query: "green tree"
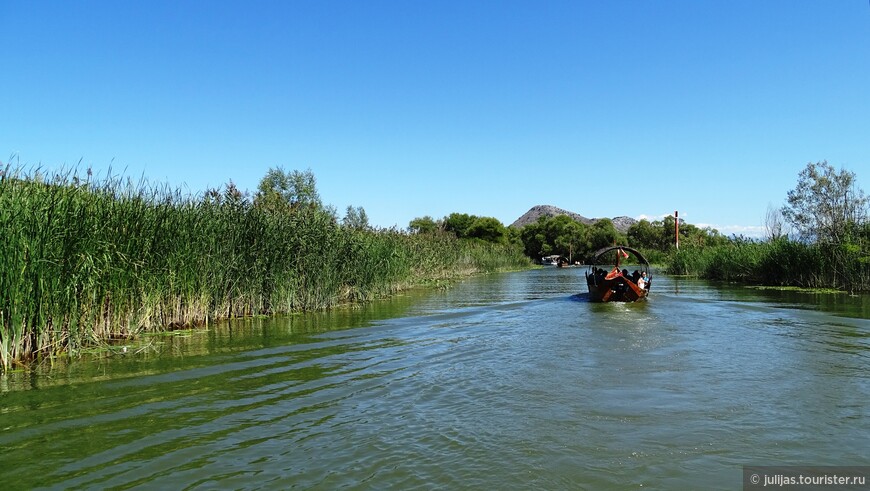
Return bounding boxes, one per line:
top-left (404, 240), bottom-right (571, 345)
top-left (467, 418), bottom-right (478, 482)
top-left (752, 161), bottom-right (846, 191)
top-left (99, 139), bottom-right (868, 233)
top-left (343, 205), bottom-right (370, 229)
top-left (553, 217), bottom-right (586, 262)
top-left (587, 218), bottom-right (625, 251)
top-left (627, 219), bottom-right (661, 249)
top-left (520, 218), bottom-right (549, 257)
top-left (254, 167), bottom-right (321, 212)
top-left (409, 216), bottom-right (439, 234)
top-left (466, 216), bottom-right (507, 243)
top-left (680, 222), bottom-right (726, 247)
top-left (505, 226), bottom-right (524, 248)
top-left (781, 160), bottom-right (868, 245)
top-left (781, 161), bottom-right (869, 292)
top-left (519, 215), bottom-right (590, 260)
top-left (443, 213), bottom-right (476, 238)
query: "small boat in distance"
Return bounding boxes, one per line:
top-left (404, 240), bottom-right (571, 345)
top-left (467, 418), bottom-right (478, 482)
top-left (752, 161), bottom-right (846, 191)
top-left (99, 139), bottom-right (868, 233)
top-left (541, 255), bottom-right (561, 266)
top-left (585, 246), bottom-right (651, 302)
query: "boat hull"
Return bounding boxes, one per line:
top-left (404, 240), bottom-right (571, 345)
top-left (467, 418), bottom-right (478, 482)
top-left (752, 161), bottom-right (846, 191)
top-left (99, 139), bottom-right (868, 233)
top-left (586, 277), bottom-right (648, 302)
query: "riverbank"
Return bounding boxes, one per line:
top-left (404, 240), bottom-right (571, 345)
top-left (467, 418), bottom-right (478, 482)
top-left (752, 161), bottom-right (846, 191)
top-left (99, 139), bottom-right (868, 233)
top-left (0, 168), bottom-right (531, 370)
top-left (661, 238), bottom-right (870, 293)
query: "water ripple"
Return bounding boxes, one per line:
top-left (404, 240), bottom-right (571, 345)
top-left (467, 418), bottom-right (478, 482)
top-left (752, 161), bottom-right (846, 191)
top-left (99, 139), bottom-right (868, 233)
top-left (1, 270), bottom-right (867, 490)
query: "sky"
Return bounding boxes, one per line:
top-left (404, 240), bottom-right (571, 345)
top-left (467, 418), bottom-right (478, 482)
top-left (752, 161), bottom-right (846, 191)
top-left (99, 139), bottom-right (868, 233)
top-left (3, 1), bottom-right (869, 237)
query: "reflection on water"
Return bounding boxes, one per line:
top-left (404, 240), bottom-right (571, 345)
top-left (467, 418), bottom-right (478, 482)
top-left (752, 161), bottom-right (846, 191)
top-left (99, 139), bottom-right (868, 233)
top-left (1, 269), bottom-right (868, 490)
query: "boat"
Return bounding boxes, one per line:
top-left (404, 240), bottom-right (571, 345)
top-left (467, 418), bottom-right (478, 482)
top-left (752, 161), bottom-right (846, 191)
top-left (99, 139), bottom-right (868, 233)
top-left (585, 245), bottom-right (651, 302)
top-left (541, 255), bottom-right (561, 266)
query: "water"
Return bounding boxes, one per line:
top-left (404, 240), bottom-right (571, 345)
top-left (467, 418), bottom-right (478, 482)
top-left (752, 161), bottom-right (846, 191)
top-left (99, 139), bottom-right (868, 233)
top-left (1, 268), bottom-right (868, 490)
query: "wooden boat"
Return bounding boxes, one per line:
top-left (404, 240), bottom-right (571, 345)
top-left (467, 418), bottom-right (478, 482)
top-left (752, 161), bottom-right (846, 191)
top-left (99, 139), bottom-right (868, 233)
top-left (585, 246), bottom-right (651, 302)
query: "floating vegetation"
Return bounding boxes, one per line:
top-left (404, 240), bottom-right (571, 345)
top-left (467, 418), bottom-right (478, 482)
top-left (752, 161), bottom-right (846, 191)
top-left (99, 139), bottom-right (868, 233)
top-left (746, 286), bottom-right (845, 295)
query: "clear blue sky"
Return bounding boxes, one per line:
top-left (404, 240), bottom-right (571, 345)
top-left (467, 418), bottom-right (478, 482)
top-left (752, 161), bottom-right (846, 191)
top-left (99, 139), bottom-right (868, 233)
top-left (3, 1), bottom-right (869, 236)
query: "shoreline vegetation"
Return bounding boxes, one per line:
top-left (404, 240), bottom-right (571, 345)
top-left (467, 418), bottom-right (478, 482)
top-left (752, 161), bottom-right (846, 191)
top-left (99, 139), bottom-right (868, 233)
top-left (658, 161), bottom-right (869, 293)
top-left (515, 161), bottom-right (868, 295)
top-left (0, 166), bottom-right (530, 370)
top-left (2, 160), bottom-right (866, 371)
top-left (661, 238), bottom-right (870, 293)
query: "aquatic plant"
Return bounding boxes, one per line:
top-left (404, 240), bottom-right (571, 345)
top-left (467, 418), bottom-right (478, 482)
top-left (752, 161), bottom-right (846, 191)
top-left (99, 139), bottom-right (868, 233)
top-left (662, 238), bottom-right (869, 292)
top-left (0, 166), bottom-right (530, 369)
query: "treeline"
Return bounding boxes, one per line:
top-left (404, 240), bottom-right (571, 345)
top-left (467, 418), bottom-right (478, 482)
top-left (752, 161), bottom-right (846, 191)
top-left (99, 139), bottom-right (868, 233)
top-left (446, 160), bottom-right (869, 294)
top-left (497, 213), bottom-right (727, 266)
top-left (0, 166), bottom-right (529, 369)
top-left (409, 213), bottom-right (521, 245)
top-left (407, 210), bottom-right (713, 266)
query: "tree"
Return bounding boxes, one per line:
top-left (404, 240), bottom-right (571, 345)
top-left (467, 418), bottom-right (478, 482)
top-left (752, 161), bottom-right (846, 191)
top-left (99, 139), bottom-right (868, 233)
top-left (553, 218), bottom-right (585, 263)
top-left (627, 219), bottom-right (661, 249)
top-left (343, 205), bottom-right (370, 229)
top-left (254, 167), bottom-right (321, 212)
top-left (518, 215), bottom-right (590, 260)
top-left (443, 213), bottom-right (476, 238)
top-left (520, 219), bottom-right (549, 257)
top-left (764, 203), bottom-right (787, 241)
top-left (466, 217), bottom-right (507, 243)
top-left (409, 216), bottom-right (439, 234)
top-left (587, 218), bottom-right (625, 252)
top-left (781, 161), bottom-right (868, 245)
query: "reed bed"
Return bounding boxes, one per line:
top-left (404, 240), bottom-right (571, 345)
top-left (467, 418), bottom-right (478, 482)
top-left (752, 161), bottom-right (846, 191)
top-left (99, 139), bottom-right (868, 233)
top-left (0, 167), bottom-right (530, 369)
top-left (664, 238), bottom-right (869, 292)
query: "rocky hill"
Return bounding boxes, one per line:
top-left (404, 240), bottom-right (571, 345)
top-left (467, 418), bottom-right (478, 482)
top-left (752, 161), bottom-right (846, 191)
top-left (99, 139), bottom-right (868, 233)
top-left (510, 205), bottom-right (637, 233)
top-left (610, 216), bottom-right (638, 233)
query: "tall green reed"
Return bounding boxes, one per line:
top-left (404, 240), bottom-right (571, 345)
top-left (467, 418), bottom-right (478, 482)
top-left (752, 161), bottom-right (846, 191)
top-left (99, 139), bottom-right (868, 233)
top-left (0, 167), bottom-right (531, 369)
top-left (663, 238), bottom-right (869, 291)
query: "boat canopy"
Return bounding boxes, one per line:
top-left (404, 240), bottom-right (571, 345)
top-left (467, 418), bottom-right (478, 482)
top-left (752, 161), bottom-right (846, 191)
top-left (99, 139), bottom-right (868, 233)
top-left (586, 245), bottom-right (650, 267)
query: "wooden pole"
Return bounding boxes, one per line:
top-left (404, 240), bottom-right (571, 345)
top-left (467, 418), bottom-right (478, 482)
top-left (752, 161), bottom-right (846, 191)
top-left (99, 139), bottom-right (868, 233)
top-left (675, 210), bottom-right (680, 249)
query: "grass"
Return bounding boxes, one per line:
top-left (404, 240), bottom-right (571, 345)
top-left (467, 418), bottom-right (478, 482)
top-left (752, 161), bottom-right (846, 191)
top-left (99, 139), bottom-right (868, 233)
top-left (662, 238), bottom-right (870, 292)
top-left (0, 166), bottom-right (531, 370)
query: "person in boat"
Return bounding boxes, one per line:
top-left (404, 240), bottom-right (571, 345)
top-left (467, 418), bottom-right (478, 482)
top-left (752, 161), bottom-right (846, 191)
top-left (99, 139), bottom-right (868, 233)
top-left (638, 271), bottom-right (648, 290)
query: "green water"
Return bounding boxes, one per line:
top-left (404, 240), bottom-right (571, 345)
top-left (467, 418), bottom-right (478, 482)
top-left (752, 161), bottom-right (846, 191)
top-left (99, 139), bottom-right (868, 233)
top-left (1, 269), bottom-right (868, 490)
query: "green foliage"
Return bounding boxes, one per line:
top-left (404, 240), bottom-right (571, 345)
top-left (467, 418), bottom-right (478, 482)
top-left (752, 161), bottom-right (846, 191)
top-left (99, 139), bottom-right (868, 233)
top-left (627, 219), bottom-right (662, 249)
top-left (663, 237), bottom-right (869, 292)
top-left (466, 216), bottom-right (508, 243)
top-left (408, 216), bottom-right (439, 234)
top-left (518, 215), bottom-right (626, 262)
top-left (254, 167), bottom-right (321, 212)
top-left (627, 216), bottom-right (726, 250)
top-left (782, 161), bottom-right (868, 245)
top-left (443, 213), bottom-right (476, 238)
top-left (519, 215), bottom-right (627, 260)
top-left (342, 205), bottom-right (370, 230)
top-left (587, 218), bottom-right (627, 252)
top-left (0, 167), bottom-right (530, 370)
top-left (435, 212), bottom-right (513, 246)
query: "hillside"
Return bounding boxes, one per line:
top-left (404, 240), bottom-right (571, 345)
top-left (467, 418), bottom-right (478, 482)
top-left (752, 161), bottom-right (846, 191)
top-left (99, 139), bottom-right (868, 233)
top-left (510, 205), bottom-right (637, 233)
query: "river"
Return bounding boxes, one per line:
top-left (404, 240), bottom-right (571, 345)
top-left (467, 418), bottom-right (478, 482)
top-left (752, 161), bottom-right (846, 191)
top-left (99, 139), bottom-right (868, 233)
top-left (1, 268), bottom-right (868, 490)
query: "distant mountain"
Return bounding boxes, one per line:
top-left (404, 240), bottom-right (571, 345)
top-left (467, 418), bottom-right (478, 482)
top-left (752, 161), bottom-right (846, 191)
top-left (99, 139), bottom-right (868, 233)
top-left (610, 216), bottom-right (638, 233)
top-left (510, 205), bottom-right (593, 228)
top-left (510, 205), bottom-right (637, 233)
